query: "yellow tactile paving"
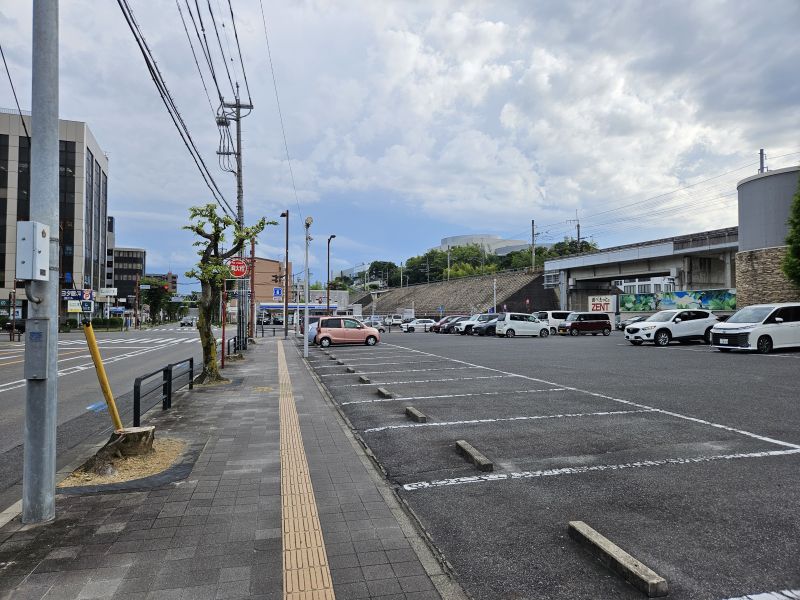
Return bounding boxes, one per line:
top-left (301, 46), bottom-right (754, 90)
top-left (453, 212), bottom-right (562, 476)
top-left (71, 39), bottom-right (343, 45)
top-left (278, 341), bottom-right (336, 600)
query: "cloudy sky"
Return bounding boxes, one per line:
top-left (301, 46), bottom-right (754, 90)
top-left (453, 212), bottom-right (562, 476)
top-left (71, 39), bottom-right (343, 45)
top-left (2, 1), bottom-right (798, 288)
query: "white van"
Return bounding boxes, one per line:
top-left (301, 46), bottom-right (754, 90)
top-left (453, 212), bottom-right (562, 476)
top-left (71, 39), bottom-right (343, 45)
top-left (711, 303), bottom-right (800, 353)
top-left (495, 313), bottom-right (550, 338)
top-left (537, 311), bottom-right (572, 335)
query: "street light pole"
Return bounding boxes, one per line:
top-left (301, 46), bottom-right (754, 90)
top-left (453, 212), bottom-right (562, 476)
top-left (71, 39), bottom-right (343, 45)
top-left (303, 217), bottom-right (313, 358)
top-left (326, 234), bottom-right (336, 315)
top-left (280, 210), bottom-right (289, 339)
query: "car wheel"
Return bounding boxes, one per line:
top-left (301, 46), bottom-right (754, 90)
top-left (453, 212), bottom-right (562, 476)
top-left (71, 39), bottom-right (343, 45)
top-left (629, 340), bottom-right (643, 346)
top-left (505, 329), bottom-right (515, 338)
top-left (550, 327), bottom-right (557, 335)
top-left (569, 328), bottom-right (579, 337)
top-left (704, 327), bottom-right (713, 344)
top-left (365, 335), bottom-right (377, 346)
top-left (539, 328), bottom-right (549, 338)
top-left (602, 328), bottom-right (611, 336)
top-left (654, 330), bottom-right (671, 346)
top-left (319, 337), bottom-right (331, 348)
top-left (408, 327), bottom-right (415, 332)
top-left (756, 335), bottom-right (772, 354)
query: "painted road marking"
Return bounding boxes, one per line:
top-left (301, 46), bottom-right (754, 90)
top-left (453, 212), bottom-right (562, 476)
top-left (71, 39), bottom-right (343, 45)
top-left (723, 590), bottom-right (800, 599)
top-left (384, 343), bottom-right (800, 450)
top-left (328, 374), bottom-right (514, 388)
top-left (362, 409), bottom-right (656, 433)
top-left (341, 388), bottom-right (567, 406)
top-left (313, 360), bottom-right (441, 369)
top-left (402, 448), bottom-right (800, 491)
top-left (319, 366), bottom-right (478, 377)
top-left (277, 340), bottom-right (335, 599)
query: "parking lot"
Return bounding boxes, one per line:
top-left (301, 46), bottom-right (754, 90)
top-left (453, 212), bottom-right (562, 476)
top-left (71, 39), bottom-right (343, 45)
top-left (304, 330), bottom-right (800, 600)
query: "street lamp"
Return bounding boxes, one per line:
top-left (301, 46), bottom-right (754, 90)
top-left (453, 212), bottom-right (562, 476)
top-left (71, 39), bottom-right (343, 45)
top-left (280, 210), bottom-right (289, 339)
top-left (327, 234), bottom-right (336, 315)
top-left (303, 217), bottom-right (313, 358)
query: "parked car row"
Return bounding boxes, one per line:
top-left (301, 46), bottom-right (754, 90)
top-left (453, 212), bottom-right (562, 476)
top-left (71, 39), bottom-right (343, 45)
top-left (428, 311), bottom-right (613, 338)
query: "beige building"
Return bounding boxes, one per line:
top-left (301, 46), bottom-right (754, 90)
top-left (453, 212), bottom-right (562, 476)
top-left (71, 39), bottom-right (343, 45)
top-left (252, 256), bottom-right (292, 305)
top-left (0, 110), bottom-right (109, 316)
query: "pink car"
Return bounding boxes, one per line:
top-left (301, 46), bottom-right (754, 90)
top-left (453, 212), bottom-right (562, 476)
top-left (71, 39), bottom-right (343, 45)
top-left (315, 317), bottom-right (380, 347)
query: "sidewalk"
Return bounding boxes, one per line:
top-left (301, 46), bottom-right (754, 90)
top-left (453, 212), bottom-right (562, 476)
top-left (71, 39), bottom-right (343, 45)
top-left (0, 338), bottom-right (458, 600)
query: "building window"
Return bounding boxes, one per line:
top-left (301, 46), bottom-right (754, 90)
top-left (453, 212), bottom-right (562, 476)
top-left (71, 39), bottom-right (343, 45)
top-left (653, 284), bottom-right (662, 293)
top-left (637, 284), bottom-right (650, 294)
top-left (624, 285), bottom-right (635, 294)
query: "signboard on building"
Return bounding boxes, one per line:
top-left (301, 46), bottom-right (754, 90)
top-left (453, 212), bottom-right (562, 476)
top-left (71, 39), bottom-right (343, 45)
top-left (273, 287), bottom-right (283, 298)
top-left (61, 289), bottom-right (94, 301)
top-left (67, 300), bottom-right (82, 313)
top-left (100, 287), bottom-right (117, 296)
top-left (226, 258), bottom-right (249, 278)
top-left (589, 295), bottom-right (615, 312)
top-left (81, 301), bottom-right (94, 313)
top-left (139, 284), bottom-right (151, 290)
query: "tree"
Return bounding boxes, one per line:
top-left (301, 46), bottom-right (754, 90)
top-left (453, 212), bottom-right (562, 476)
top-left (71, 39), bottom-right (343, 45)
top-left (140, 277), bottom-right (171, 323)
top-left (782, 172), bottom-right (800, 287)
top-left (184, 204), bottom-right (269, 383)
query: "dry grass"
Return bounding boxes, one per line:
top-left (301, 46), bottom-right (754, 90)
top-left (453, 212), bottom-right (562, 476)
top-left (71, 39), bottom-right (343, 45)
top-left (58, 438), bottom-right (187, 487)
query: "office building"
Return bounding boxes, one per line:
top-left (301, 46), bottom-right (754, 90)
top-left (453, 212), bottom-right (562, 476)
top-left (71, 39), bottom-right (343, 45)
top-left (0, 110), bottom-right (110, 316)
top-left (113, 247), bottom-right (146, 304)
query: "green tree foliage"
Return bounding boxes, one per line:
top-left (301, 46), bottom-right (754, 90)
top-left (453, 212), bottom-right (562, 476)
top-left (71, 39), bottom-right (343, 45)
top-left (184, 204), bottom-right (270, 383)
top-left (140, 277), bottom-right (171, 323)
top-left (782, 172), bottom-right (800, 287)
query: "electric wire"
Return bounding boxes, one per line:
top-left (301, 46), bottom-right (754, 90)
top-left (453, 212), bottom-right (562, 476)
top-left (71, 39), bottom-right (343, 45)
top-left (205, 0), bottom-right (236, 96)
top-left (117, 0), bottom-right (235, 217)
top-left (188, 0), bottom-right (225, 104)
top-left (258, 0), bottom-right (303, 220)
top-left (215, 0), bottom-right (241, 92)
top-left (0, 42), bottom-right (30, 139)
top-left (226, 0), bottom-right (252, 103)
top-left (176, 0), bottom-right (215, 115)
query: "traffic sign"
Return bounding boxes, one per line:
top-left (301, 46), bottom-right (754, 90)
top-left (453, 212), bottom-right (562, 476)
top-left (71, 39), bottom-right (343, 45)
top-left (226, 258), bottom-right (249, 278)
top-left (100, 287), bottom-right (117, 296)
top-left (67, 300), bottom-right (81, 313)
top-left (139, 284), bottom-right (151, 290)
top-left (273, 287), bottom-right (283, 298)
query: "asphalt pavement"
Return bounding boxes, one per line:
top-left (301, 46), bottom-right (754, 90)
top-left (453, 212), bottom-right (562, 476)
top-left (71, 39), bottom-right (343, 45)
top-left (306, 330), bottom-right (800, 599)
top-left (0, 324), bottom-right (211, 511)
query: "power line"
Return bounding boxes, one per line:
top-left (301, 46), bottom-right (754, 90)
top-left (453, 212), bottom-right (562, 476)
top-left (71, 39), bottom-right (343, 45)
top-left (175, 0), bottom-right (215, 115)
top-left (117, 0), bottom-right (235, 217)
top-left (205, 0), bottom-right (236, 96)
top-left (226, 0), bottom-right (252, 103)
top-left (188, 0), bottom-right (225, 103)
top-left (258, 0), bottom-right (303, 220)
top-left (0, 42), bottom-right (30, 139)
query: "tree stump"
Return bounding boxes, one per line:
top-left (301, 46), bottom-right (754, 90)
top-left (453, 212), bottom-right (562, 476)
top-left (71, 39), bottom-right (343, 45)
top-left (80, 426), bottom-right (155, 476)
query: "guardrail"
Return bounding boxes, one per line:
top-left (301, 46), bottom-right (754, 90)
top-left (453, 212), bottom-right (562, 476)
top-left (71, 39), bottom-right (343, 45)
top-left (132, 357), bottom-right (194, 427)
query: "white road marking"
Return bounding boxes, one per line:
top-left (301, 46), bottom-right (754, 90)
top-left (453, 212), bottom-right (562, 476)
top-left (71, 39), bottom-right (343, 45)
top-left (384, 343), bottom-right (800, 450)
top-left (363, 408), bottom-right (656, 433)
top-left (313, 360), bottom-right (440, 369)
top-left (341, 388), bottom-right (567, 406)
top-left (328, 375), bottom-right (514, 388)
top-left (319, 366), bottom-right (478, 377)
top-left (616, 343), bottom-right (800, 359)
top-left (722, 590), bottom-right (800, 600)
top-left (402, 448), bottom-right (800, 491)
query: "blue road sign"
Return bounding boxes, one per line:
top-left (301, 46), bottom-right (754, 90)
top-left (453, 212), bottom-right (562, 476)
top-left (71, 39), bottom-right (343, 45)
top-left (273, 287), bottom-right (283, 297)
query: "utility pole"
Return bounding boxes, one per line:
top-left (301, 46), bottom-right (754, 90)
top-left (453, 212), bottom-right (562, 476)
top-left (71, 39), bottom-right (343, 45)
top-left (219, 85), bottom-right (253, 351)
top-left (759, 148), bottom-right (766, 173)
top-left (249, 238), bottom-right (255, 339)
top-left (531, 220), bottom-right (535, 271)
top-left (303, 217), bottom-right (313, 358)
top-left (23, 0), bottom-right (59, 524)
top-left (280, 210), bottom-right (289, 338)
top-left (326, 234), bottom-right (336, 314)
top-left (447, 247), bottom-right (450, 281)
top-left (493, 278), bottom-right (497, 313)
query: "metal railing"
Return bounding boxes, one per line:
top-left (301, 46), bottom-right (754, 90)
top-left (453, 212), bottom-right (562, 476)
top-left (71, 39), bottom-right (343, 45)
top-left (226, 336), bottom-right (240, 357)
top-left (132, 357), bottom-right (194, 427)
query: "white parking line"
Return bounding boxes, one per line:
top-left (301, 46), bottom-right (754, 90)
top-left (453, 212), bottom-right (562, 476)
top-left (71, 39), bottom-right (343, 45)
top-left (328, 375), bottom-right (514, 388)
top-left (363, 408), bottom-right (656, 433)
top-left (319, 366), bottom-right (479, 377)
top-left (341, 388), bottom-right (567, 406)
top-left (402, 448), bottom-right (800, 491)
top-left (722, 590), bottom-right (800, 600)
top-left (314, 360), bottom-right (441, 369)
top-left (615, 343), bottom-right (800, 359)
top-left (384, 343), bottom-right (800, 451)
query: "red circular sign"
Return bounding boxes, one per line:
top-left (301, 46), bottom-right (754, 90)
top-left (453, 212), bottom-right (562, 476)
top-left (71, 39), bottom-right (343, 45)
top-left (227, 258), bottom-right (249, 278)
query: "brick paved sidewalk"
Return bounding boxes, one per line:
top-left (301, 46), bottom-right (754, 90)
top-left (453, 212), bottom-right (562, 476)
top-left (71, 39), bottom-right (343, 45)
top-left (0, 339), bottom-right (459, 600)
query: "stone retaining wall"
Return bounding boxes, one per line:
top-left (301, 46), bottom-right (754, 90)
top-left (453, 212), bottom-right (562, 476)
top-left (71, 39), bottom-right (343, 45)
top-left (735, 246), bottom-right (800, 306)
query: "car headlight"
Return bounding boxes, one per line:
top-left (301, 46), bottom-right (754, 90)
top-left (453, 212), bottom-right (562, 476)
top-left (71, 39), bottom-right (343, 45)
top-left (640, 325), bottom-right (657, 330)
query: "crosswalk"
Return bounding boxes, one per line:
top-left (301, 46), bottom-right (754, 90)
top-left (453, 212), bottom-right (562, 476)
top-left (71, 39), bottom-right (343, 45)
top-left (58, 336), bottom-right (200, 346)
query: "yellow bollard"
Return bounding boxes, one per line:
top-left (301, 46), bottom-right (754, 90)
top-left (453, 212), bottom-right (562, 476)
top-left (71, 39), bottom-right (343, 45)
top-left (83, 321), bottom-right (124, 431)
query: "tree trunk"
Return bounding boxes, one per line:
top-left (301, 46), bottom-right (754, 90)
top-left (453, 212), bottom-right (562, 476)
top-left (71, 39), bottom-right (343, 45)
top-left (197, 280), bottom-right (224, 383)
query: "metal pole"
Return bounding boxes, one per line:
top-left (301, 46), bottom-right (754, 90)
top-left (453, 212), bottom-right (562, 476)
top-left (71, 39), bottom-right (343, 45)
top-left (759, 148), bottom-right (765, 173)
top-left (531, 220), bottom-right (535, 271)
top-left (493, 278), bottom-right (497, 313)
top-left (249, 238), bottom-right (255, 339)
top-left (23, 0), bottom-right (59, 524)
top-left (303, 218), bottom-right (312, 358)
top-left (83, 321), bottom-right (123, 430)
top-left (221, 292), bottom-right (226, 369)
top-left (281, 210), bottom-right (289, 338)
top-left (327, 234), bottom-right (335, 314)
top-left (235, 98), bottom-right (245, 351)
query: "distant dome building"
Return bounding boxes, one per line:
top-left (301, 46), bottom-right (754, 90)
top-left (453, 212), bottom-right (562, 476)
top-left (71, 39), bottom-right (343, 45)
top-left (735, 165), bottom-right (800, 306)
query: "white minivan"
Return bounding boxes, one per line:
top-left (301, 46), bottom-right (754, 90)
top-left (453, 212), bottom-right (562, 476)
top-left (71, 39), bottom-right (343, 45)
top-left (495, 313), bottom-right (550, 338)
top-left (711, 303), bottom-right (800, 354)
top-left (537, 311), bottom-right (572, 335)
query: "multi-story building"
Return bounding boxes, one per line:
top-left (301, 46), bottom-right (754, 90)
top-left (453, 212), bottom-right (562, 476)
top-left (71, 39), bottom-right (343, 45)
top-left (105, 216), bottom-right (115, 289)
top-left (113, 247), bottom-right (146, 305)
top-left (0, 110), bottom-right (109, 316)
top-left (147, 272), bottom-right (178, 294)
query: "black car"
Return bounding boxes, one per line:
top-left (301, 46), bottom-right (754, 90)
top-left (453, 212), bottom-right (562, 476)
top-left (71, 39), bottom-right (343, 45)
top-left (472, 315), bottom-right (502, 337)
top-left (616, 315), bottom-right (647, 331)
top-left (4, 320), bottom-right (24, 333)
top-left (443, 316), bottom-right (468, 334)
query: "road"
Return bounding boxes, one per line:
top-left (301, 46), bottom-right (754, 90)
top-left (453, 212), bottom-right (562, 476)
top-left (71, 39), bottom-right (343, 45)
top-left (0, 324), bottom-right (210, 510)
top-left (307, 331), bottom-right (800, 599)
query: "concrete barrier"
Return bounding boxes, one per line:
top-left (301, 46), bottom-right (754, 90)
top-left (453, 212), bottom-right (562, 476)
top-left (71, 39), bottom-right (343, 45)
top-left (359, 376), bottom-right (371, 384)
top-left (346, 367), bottom-right (356, 373)
top-left (376, 387), bottom-right (394, 399)
top-left (405, 406), bottom-right (427, 423)
top-left (455, 440), bottom-right (493, 472)
top-left (568, 521), bottom-right (668, 597)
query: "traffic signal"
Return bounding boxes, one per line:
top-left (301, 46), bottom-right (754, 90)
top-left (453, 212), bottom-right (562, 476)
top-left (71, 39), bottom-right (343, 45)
top-left (163, 284), bottom-right (169, 291)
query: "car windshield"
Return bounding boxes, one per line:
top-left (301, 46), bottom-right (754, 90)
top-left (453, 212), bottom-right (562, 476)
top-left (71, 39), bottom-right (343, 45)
top-left (477, 314), bottom-right (495, 322)
top-left (646, 311), bottom-right (677, 322)
top-left (726, 305), bottom-right (775, 324)
top-left (566, 313), bottom-right (580, 321)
